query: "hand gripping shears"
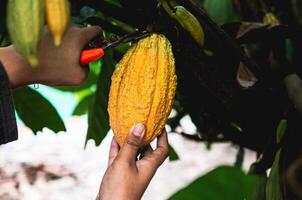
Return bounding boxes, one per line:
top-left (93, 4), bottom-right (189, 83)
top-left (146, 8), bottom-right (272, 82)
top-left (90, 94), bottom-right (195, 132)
top-left (80, 31), bottom-right (150, 65)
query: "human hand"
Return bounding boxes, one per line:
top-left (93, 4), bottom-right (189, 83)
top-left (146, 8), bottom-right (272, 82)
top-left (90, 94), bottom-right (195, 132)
top-left (97, 124), bottom-right (169, 200)
top-left (0, 25), bottom-right (102, 88)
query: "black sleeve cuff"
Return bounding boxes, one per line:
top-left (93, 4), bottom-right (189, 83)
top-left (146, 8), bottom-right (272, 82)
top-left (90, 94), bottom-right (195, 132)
top-left (0, 62), bottom-right (18, 145)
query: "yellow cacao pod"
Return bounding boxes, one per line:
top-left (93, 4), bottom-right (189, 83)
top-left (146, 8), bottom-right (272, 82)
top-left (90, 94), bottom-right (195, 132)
top-left (263, 13), bottom-right (280, 25)
top-left (45, 0), bottom-right (70, 46)
top-left (173, 6), bottom-right (205, 46)
top-left (7, 0), bottom-right (44, 67)
top-left (108, 34), bottom-right (177, 147)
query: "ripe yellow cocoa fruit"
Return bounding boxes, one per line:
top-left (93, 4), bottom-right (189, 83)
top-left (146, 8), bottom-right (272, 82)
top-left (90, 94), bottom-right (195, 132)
top-left (108, 34), bottom-right (177, 147)
top-left (45, 0), bottom-right (70, 46)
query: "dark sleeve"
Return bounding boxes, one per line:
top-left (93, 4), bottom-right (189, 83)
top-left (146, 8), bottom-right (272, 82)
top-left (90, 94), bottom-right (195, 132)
top-left (0, 62), bottom-right (18, 145)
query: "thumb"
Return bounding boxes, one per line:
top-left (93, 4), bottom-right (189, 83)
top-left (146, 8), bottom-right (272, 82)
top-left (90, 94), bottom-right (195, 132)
top-left (119, 123), bottom-right (145, 163)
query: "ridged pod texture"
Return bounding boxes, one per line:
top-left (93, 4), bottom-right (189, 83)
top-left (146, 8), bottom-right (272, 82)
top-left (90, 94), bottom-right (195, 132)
top-left (45, 0), bottom-right (70, 46)
top-left (7, 0), bottom-right (44, 67)
top-left (108, 34), bottom-right (177, 147)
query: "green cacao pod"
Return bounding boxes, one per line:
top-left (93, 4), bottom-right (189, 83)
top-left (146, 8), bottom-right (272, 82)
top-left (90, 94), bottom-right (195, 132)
top-left (108, 34), bottom-right (177, 147)
top-left (173, 6), bottom-right (205, 46)
top-left (7, 0), bottom-right (44, 67)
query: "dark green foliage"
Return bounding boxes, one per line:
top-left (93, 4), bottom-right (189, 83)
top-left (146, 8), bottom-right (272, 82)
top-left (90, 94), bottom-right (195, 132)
top-left (86, 50), bottom-right (115, 146)
top-left (169, 166), bottom-right (260, 200)
top-left (13, 86), bottom-right (66, 133)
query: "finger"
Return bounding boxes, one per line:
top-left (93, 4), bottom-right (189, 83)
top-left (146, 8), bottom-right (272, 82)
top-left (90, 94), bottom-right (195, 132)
top-left (140, 145), bottom-right (153, 159)
top-left (156, 129), bottom-right (169, 151)
top-left (108, 137), bottom-right (120, 166)
top-left (79, 26), bottom-right (103, 47)
top-left (149, 129), bottom-right (169, 167)
top-left (119, 123), bottom-right (145, 164)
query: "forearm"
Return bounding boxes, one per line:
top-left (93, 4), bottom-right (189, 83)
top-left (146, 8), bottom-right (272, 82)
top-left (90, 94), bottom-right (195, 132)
top-left (0, 26), bottom-right (101, 89)
top-left (0, 46), bottom-right (38, 88)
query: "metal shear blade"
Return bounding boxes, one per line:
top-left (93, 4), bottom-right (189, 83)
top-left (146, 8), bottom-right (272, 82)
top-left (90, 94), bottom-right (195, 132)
top-left (102, 31), bottom-right (150, 50)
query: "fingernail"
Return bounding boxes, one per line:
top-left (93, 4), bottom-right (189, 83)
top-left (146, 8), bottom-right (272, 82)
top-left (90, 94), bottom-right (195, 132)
top-left (132, 124), bottom-right (145, 137)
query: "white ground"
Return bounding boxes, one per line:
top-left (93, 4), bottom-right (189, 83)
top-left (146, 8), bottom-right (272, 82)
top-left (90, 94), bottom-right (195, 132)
top-left (0, 116), bottom-right (256, 200)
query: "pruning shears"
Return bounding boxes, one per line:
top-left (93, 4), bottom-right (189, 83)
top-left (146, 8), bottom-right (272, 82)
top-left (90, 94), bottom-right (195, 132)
top-left (80, 31), bottom-right (150, 65)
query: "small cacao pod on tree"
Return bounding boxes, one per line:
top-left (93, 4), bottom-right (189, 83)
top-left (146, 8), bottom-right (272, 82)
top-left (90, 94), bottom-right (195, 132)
top-left (7, 0), bottom-right (44, 67)
top-left (172, 6), bottom-right (205, 46)
top-left (108, 34), bottom-right (177, 147)
top-left (161, 2), bottom-right (205, 46)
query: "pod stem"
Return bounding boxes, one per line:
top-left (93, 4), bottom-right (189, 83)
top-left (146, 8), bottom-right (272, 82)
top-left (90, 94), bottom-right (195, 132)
top-left (161, 0), bottom-right (175, 18)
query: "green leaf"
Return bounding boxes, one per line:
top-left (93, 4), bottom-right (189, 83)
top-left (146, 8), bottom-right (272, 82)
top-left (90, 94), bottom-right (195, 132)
top-left (264, 119), bottom-right (285, 200)
top-left (13, 86), bottom-right (66, 134)
top-left (203, 49), bottom-right (214, 57)
top-left (169, 144), bottom-right (180, 161)
top-left (169, 166), bottom-right (260, 200)
top-left (286, 39), bottom-right (294, 63)
top-left (90, 59), bottom-right (102, 75)
top-left (105, 0), bottom-right (122, 7)
top-left (266, 150), bottom-right (283, 200)
top-left (247, 174), bottom-right (267, 200)
top-left (203, 0), bottom-right (240, 24)
top-left (80, 6), bottom-right (97, 18)
top-left (115, 43), bottom-right (131, 54)
top-left (72, 93), bottom-right (95, 116)
top-left (276, 120), bottom-right (287, 144)
top-left (86, 50), bottom-right (115, 146)
top-left (75, 88), bottom-right (94, 101)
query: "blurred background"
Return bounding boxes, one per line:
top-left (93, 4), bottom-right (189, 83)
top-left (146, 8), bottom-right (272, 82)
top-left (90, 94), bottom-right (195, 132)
top-left (2, 0), bottom-right (302, 199)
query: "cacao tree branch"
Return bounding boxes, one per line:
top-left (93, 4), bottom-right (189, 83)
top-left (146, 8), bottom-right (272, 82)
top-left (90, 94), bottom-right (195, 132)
top-left (177, 0), bottom-right (263, 79)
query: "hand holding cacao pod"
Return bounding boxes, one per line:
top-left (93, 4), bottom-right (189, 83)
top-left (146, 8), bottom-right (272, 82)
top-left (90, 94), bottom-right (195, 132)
top-left (108, 34), bottom-right (177, 147)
